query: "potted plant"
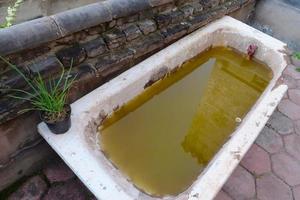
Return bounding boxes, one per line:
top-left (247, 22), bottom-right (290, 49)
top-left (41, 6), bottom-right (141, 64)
top-left (0, 56), bottom-right (76, 134)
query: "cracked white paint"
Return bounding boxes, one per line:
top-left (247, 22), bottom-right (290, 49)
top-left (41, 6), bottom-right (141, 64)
top-left (38, 16), bottom-right (288, 200)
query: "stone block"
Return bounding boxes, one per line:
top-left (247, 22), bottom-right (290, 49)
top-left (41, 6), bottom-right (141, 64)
top-left (179, 4), bottom-right (194, 18)
top-left (188, 13), bottom-right (211, 32)
top-left (284, 134), bottom-right (300, 163)
top-left (0, 141), bottom-right (54, 191)
top-left (116, 14), bottom-right (139, 26)
top-left (266, 110), bottom-right (294, 135)
top-left (121, 24), bottom-right (143, 41)
top-left (256, 127), bottom-right (284, 154)
top-left (43, 179), bottom-right (87, 200)
top-left (27, 55), bottom-right (61, 77)
top-left (272, 152), bottom-right (300, 186)
top-left (82, 38), bottom-right (107, 58)
top-left (200, 0), bottom-right (220, 8)
top-left (0, 70), bottom-right (27, 92)
top-left (137, 19), bottom-right (157, 35)
top-left (161, 23), bottom-right (189, 44)
top-left (56, 44), bottom-right (87, 67)
top-left (128, 32), bottom-right (164, 58)
top-left (103, 28), bottom-right (126, 49)
top-left (257, 174), bottom-right (293, 200)
top-left (241, 144), bottom-right (271, 175)
top-left (149, 0), bottom-right (174, 7)
top-left (7, 176), bottom-right (47, 200)
top-left (95, 48), bottom-right (134, 77)
top-left (223, 165), bottom-right (256, 200)
top-left (43, 160), bottom-right (75, 184)
top-left (278, 99), bottom-right (300, 120)
top-left (224, 0), bottom-right (241, 14)
top-left (154, 12), bottom-right (173, 29)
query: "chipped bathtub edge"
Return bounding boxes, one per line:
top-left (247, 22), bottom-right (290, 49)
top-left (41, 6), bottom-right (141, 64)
top-left (38, 16), bottom-right (288, 200)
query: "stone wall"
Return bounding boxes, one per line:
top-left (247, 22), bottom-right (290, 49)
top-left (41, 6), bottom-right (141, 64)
top-left (0, 0), bottom-right (256, 191)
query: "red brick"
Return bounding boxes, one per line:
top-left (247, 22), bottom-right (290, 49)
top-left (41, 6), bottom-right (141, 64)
top-left (223, 166), bottom-right (255, 200)
top-left (272, 152), bottom-right (300, 186)
top-left (241, 144), bottom-right (271, 175)
top-left (278, 99), bottom-right (300, 120)
top-left (257, 174), bottom-right (293, 200)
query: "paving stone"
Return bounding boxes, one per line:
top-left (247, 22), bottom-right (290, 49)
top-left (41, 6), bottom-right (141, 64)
top-left (267, 110), bottom-right (294, 135)
top-left (278, 99), bottom-right (300, 120)
top-left (8, 176), bottom-right (47, 200)
top-left (214, 190), bottom-right (232, 200)
top-left (43, 160), bottom-right (75, 184)
top-left (43, 179), bottom-right (87, 200)
top-left (256, 127), bottom-right (284, 154)
top-left (223, 166), bottom-right (255, 200)
top-left (282, 74), bottom-right (297, 89)
top-left (293, 185), bottom-right (300, 200)
top-left (297, 80), bottom-right (300, 88)
top-left (283, 65), bottom-right (300, 80)
top-left (272, 152), bottom-right (300, 186)
top-left (289, 89), bottom-right (300, 106)
top-left (257, 173), bottom-right (293, 200)
top-left (241, 144), bottom-right (271, 175)
top-left (295, 120), bottom-right (300, 135)
top-left (284, 134), bottom-right (300, 162)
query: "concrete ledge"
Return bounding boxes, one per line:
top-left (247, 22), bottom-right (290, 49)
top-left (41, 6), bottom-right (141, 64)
top-left (0, 0), bottom-right (172, 56)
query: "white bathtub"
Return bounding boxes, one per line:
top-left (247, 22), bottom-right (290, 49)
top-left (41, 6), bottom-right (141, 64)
top-left (39, 16), bottom-right (288, 200)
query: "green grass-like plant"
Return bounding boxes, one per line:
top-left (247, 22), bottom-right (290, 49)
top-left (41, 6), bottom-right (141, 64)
top-left (0, 0), bottom-right (23, 28)
top-left (0, 56), bottom-right (76, 121)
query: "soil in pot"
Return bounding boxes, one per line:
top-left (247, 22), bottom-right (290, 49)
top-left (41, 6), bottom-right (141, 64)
top-left (41, 105), bottom-right (71, 134)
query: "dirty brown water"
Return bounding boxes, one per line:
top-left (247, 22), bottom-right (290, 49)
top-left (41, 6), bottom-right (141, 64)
top-left (98, 47), bottom-right (273, 197)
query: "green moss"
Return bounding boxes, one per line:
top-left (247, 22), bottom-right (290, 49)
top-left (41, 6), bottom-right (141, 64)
top-left (293, 52), bottom-right (300, 60)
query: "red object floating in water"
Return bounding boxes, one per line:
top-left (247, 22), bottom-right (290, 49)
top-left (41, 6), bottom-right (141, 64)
top-left (247, 44), bottom-right (258, 60)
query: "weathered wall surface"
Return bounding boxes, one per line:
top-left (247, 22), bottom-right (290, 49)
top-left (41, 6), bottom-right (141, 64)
top-left (0, 0), bottom-right (256, 191)
top-left (252, 0), bottom-right (300, 51)
top-left (0, 0), bottom-right (100, 24)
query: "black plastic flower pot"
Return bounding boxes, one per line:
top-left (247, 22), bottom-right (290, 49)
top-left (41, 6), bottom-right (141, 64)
top-left (40, 105), bottom-right (71, 134)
